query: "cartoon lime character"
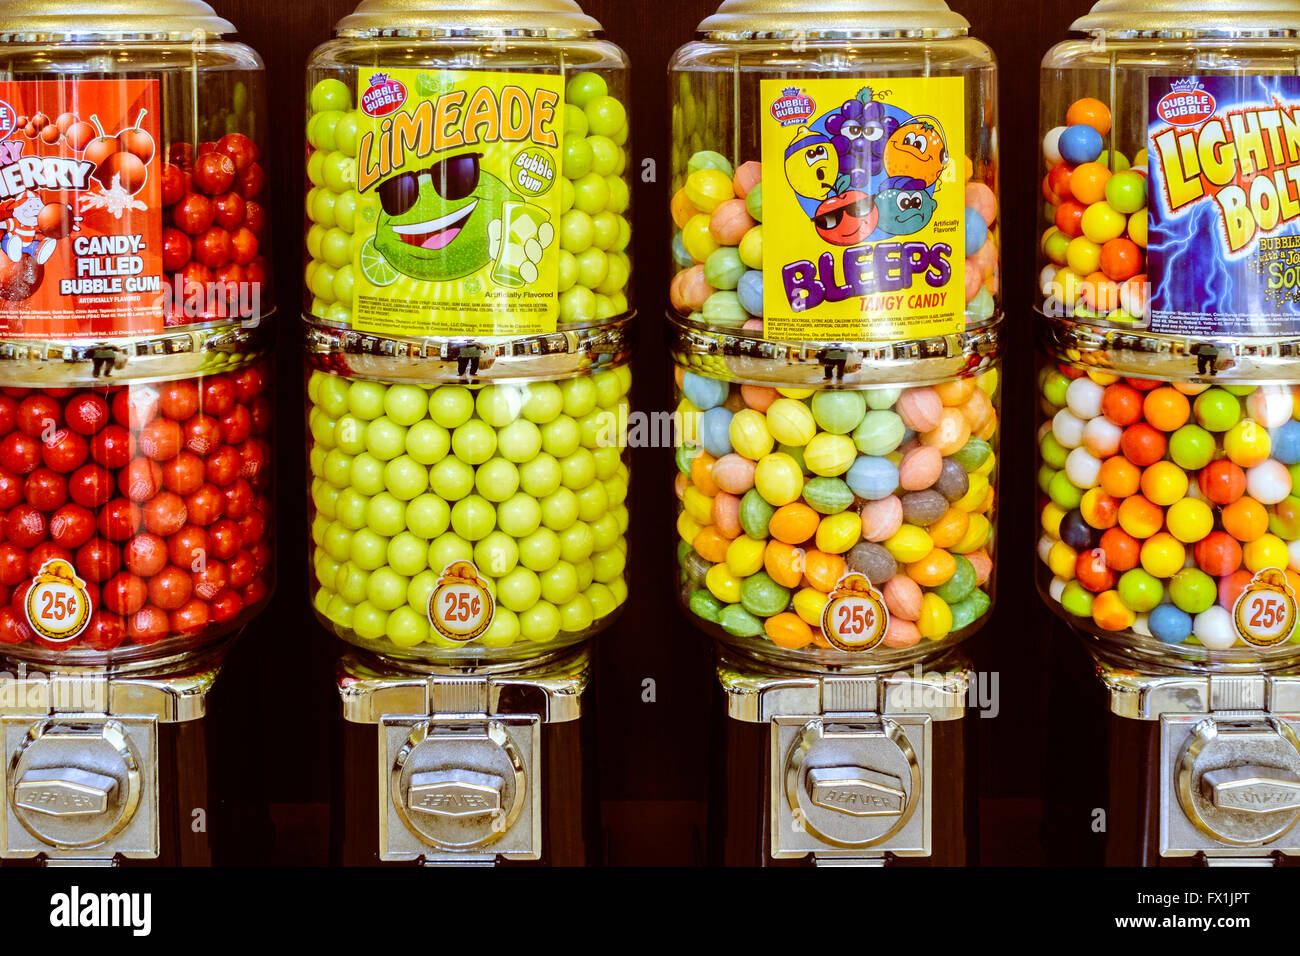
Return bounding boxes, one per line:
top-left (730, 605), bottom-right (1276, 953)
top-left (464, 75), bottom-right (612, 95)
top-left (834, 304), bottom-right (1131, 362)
top-left (874, 176), bottom-right (937, 236)
top-left (369, 152), bottom-right (552, 284)
top-left (783, 126), bottom-right (837, 202)
top-left (883, 118), bottom-right (948, 188)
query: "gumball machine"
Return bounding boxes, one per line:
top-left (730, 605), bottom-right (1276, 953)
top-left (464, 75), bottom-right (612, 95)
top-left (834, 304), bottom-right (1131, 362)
top-left (304, 0), bottom-right (632, 865)
top-left (669, 0), bottom-right (1001, 865)
top-left (0, 0), bottom-right (275, 864)
top-left (1037, 0), bottom-right (1300, 865)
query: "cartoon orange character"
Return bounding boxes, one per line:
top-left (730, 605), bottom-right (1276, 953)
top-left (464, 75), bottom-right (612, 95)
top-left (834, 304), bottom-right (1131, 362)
top-left (883, 118), bottom-right (948, 189)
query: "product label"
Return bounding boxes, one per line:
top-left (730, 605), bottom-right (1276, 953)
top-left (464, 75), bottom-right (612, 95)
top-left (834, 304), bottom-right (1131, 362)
top-left (1233, 569), bottom-right (1298, 647)
top-left (1147, 75), bottom-right (1300, 335)
top-left (24, 559), bottom-right (91, 643)
top-left (0, 79), bottom-right (163, 338)
top-left (352, 68), bottom-right (564, 337)
top-left (427, 561), bottom-right (495, 644)
top-left (820, 572), bottom-right (889, 652)
top-left (759, 77), bottom-right (965, 342)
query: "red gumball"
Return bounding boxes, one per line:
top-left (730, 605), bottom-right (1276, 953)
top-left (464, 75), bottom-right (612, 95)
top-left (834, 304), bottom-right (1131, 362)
top-left (194, 227), bottom-right (232, 269)
top-left (97, 498), bottom-right (141, 541)
top-left (147, 565), bottom-right (193, 611)
top-left (192, 152), bottom-right (236, 196)
top-left (0, 432), bottom-right (41, 474)
top-left (27, 542), bottom-right (71, 578)
top-left (212, 192), bottom-right (246, 230)
top-left (90, 424), bottom-right (133, 468)
top-left (137, 418), bottom-right (182, 461)
top-left (40, 428), bottom-right (88, 473)
top-left (162, 227), bottom-right (192, 273)
top-left (171, 192), bottom-right (214, 235)
top-left (242, 577), bottom-right (268, 606)
top-left (101, 572), bottom-right (146, 616)
top-left (222, 478), bottom-right (253, 519)
top-left (112, 386), bottom-right (159, 429)
top-left (0, 542), bottom-right (27, 586)
top-left (227, 549), bottom-right (256, 589)
top-left (142, 491), bottom-right (187, 536)
top-left (76, 537), bottom-right (120, 582)
top-left (170, 598), bottom-right (210, 636)
top-left (0, 606), bottom-right (34, 645)
top-left (216, 133), bottom-right (258, 173)
top-left (16, 394), bottom-right (60, 438)
top-left (237, 163), bottom-right (263, 200)
top-left (81, 611), bottom-right (126, 650)
top-left (161, 163), bottom-right (188, 205)
top-left (64, 393), bottom-right (110, 435)
top-left (24, 468), bottom-right (67, 510)
top-left (205, 445), bottom-right (239, 486)
top-left (162, 451), bottom-right (204, 495)
top-left (200, 376), bottom-right (235, 417)
top-left (168, 524), bottom-right (207, 570)
top-left (119, 458), bottom-right (162, 502)
top-left (185, 484), bottom-right (224, 525)
top-left (69, 463), bottom-right (113, 508)
top-left (126, 606), bottom-right (169, 644)
top-left (123, 533), bottom-right (167, 577)
top-left (207, 519), bottom-right (240, 561)
top-left (191, 559), bottom-right (228, 601)
top-left (229, 227), bottom-right (258, 266)
top-left (49, 504), bottom-right (94, 549)
top-left (238, 509), bottom-right (266, 547)
top-left (0, 469), bottom-right (21, 508)
top-left (209, 587), bottom-right (244, 622)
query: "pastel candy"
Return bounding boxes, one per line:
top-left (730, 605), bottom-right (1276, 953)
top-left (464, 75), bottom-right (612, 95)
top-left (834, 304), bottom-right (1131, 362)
top-left (861, 495), bottom-right (904, 542)
top-left (883, 574), bottom-right (923, 621)
top-left (711, 453), bottom-right (755, 493)
top-left (899, 445), bottom-right (943, 490)
top-left (897, 387), bottom-right (943, 432)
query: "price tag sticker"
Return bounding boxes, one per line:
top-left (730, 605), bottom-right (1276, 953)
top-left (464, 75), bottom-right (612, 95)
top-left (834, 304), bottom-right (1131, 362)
top-left (820, 572), bottom-right (889, 652)
top-left (24, 559), bottom-right (92, 643)
top-left (428, 561), bottom-right (495, 643)
top-left (1234, 568), bottom-right (1298, 647)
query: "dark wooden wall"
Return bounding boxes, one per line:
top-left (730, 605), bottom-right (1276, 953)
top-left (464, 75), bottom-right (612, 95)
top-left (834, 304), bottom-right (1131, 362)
top-left (205, 0), bottom-right (1088, 865)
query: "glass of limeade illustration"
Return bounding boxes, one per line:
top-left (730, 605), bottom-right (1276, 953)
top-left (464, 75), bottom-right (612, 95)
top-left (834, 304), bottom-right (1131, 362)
top-left (1036, 0), bottom-right (1300, 670)
top-left (668, 0), bottom-right (1002, 668)
top-left (304, 0), bottom-right (634, 665)
top-left (0, 0), bottom-right (276, 670)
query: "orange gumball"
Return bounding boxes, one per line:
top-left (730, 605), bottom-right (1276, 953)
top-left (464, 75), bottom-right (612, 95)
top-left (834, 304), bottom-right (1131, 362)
top-left (1066, 97), bottom-right (1113, 136)
top-left (1142, 386), bottom-right (1190, 432)
top-left (769, 503), bottom-right (819, 545)
top-left (1098, 455), bottom-right (1141, 498)
top-left (802, 550), bottom-right (846, 593)
top-left (693, 526), bottom-right (731, 564)
top-left (1099, 526), bottom-right (1140, 572)
top-left (1101, 382), bottom-right (1143, 426)
top-left (1100, 238), bottom-right (1142, 282)
top-left (907, 548), bottom-right (957, 588)
top-left (928, 508), bottom-right (970, 550)
top-left (690, 450), bottom-right (719, 497)
top-left (764, 540), bottom-right (807, 588)
top-left (921, 408), bottom-right (972, 456)
top-left (1091, 590), bottom-right (1135, 631)
top-left (765, 612), bottom-right (813, 650)
top-left (934, 378), bottom-right (976, 406)
top-left (1222, 496), bottom-right (1268, 542)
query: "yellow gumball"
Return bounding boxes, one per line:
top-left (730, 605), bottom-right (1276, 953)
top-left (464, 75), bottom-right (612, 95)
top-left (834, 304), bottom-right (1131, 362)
top-left (885, 525), bottom-right (934, 563)
top-left (705, 563), bottom-right (741, 603)
top-left (730, 408), bottom-right (775, 460)
top-left (918, 593), bottom-right (953, 640)
top-left (815, 512), bottom-right (863, 554)
top-left (804, 433), bottom-right (856, 477)
top-left (726, 535), bottom-right (766, 577)
top-left (766, 398), bottom-right (817, 446)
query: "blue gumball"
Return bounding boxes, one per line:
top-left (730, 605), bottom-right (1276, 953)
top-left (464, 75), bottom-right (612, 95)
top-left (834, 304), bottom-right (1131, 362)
top-left (1273, 420), bottom-right (1300, 465)
top-left (1058, 124), bottom-right (1103, 166)
top-left (737, 269), bottom-right (763, 316)
top-left (964, 208), bottom-right (988, 254)
top-left (1149, 603), bottom-right (1192, 645)
top-left (845, 456), bottom-right (900, 501)
top-left (681, 371), bottom-right (730, 411)
top-left (672, 232), bottom-right (693, 269)
top-left (699, 406), bottom-right (734, 457)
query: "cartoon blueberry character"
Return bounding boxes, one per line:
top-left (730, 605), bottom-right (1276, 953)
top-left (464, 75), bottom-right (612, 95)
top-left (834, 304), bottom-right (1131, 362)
top-left (370, 152), bottom-right (552, 282)
top-left (825, 88), bottom-right (899, 188)
top-left (883, 118), bottom-right (949, 189)
top-left (874, 176), bottom-right (938, 236)
top-left (783, 126), bottom-right (837, 202)
top-left (0, 191), bottom-right (56, 265)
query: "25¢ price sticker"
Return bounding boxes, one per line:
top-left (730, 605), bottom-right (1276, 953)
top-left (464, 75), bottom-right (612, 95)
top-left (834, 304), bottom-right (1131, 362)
top-left (24, 559), bottom-right (92, 643)
top-left (1234, 569), bottom-right (1298, 647)
top-left (821, 572), bottom-right (889, 652)
top-left (428, 561), bottom-right (495, 643)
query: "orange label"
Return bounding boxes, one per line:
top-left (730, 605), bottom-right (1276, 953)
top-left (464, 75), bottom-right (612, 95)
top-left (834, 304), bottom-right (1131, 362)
top-left (0, 79), bottom-right (164, 338)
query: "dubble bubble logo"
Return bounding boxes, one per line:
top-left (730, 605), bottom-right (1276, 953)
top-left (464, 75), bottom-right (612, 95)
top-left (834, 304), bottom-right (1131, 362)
top-left (361, 72), bottom-right (407, 118)
top-left (770, 86), bottom-right (816, 128)
top-left (0, 101), bottom-right (13, 141)
top-left (1157, 77), bottom-right (1216, 126)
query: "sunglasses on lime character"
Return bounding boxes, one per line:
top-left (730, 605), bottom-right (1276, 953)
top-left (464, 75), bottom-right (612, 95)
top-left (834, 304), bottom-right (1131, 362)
top-left (375, 153), bottom-right (484, 217)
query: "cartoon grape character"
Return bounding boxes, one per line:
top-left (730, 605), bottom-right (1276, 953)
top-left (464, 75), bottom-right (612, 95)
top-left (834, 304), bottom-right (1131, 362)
top-left (824, 88), bottom-right (898, 191)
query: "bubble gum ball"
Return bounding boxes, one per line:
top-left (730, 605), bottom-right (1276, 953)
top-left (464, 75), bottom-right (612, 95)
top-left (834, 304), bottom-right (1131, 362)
top-left (733, 161), bottom-right (762, 198)
top-left (966, 182), bottom-right (997, 225)
top-left (1066, 97), bottom-right (1112, 136)
top-left (897, 388), bottom-right (943, 433)
top-left (1058, 124), bottom-right (1104, 166)
top-left (710, 199), bottom-right (755, 246)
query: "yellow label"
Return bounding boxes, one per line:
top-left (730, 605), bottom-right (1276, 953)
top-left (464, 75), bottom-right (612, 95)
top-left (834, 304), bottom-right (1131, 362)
top-left (820, 572), bottom-right (889, 652)
top-left (760, 77), bottom-right (966, 342)
top-left (428, 561), bottom-right (496, 643)
top-left (353, 68), bottom-right (564, 337)
top-left (1233, 568), bottom-right (1298, 647)
top-left (25, 559), bottom-right (91, 643)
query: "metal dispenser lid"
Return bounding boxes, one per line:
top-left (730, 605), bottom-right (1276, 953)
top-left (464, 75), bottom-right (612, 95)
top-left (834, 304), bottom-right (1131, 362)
top-left (1071, 0), bottom-right (1300, 38)
top-left (697, 0), bottom-right (970, 40)
top-left (336, 0), bottom-right (602, 38)
top-left (0, 0), bottom-right (234, 40)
